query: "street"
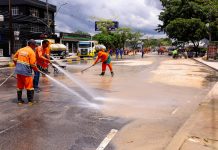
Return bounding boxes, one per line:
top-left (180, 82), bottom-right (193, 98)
top-left (0, 53), bottom-right (217, 150)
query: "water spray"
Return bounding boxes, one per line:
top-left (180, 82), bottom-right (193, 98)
top-left (49, 56), bottom-right (100, 100)
top-left (37, 69), bottom-right (89, 102)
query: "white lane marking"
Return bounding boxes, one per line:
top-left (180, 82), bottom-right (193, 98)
top-left (171, 108), bottom-right (179, 115)
top-left (0, 122), bottom-right (22, 135)
top-left (96, 129), bottom-right (118, 150)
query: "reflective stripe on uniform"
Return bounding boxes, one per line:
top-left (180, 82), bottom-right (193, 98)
top-left (17, 60), bottom-right (30, 66)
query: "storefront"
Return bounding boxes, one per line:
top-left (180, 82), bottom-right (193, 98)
top-left (59, 32), bottom-right (91, 54)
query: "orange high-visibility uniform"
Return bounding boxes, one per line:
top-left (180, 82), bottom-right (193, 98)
top-left (94, 51), bottom-right (113, 72)
top-left (16, 74), bottom-right (33, 90)
top-left (13, 46), bottom-right (37, 90)
top-left (44, 47), bottom-right (50, 59)
top-left (35, 46), bottom-right (50, 69)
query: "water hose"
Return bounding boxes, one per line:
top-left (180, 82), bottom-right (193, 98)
top-left (81, 65), bottom-right (95, 73)
top-left (81, 61), bottom-right (101, 73)
top-left (0, 72), bottom-right (15, 87)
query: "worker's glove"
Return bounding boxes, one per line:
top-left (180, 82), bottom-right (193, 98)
top-left (46, 59), bottom-right (51, 63)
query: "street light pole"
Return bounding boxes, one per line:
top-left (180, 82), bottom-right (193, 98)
top-left (46, 0), bottom-right (49, 27)
top-left (9, 0), bottom-right (14, 55)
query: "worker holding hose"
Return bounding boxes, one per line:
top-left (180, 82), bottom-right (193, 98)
top-left (33, 39), bottom-right (51, 93)
top-left (13, 39), bottom-right (39, 105)
top-left (93, 45), bottom-right (114, 77)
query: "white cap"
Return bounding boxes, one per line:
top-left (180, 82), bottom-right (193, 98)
top-left (95, 45), bottom-right (101, 50)
top-left (100, 45), bottom-right (106, 50)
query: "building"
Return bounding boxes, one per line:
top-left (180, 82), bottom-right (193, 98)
top-left (58, 32), bottom-right (92, 53)
top-left (0, 0), bottom-right (56, 57)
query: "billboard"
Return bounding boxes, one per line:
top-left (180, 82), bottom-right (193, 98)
top-left (207, 44), bottom-right (217, 59)
top-left (95, 21), bottom-right (119, 31)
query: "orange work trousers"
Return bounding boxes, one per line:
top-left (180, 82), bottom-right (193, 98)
top-left (17, 74), bottom-right (34, 90)
top-left (102, 63), bottom-right (113, 72)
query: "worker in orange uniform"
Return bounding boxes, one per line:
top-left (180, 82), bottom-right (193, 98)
top-left (93, 45), bottom-right (114, 77)
top-left (33, 40), bottom-right (51, 92)
top-left (13, 39), bottom-right (38, 105)
top-left (44, 40), bottom-right (51, 73)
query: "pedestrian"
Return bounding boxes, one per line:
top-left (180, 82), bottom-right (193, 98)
top-left (141, 49), bottom-right (145, 58)
top-left (109, 48), bottom-right (113, 56)
top-left (172, 49), bottom-right (178, 59)
top-left (120, 48), bottom-right (123, 59)
top-left (115, 48), bottom-right (119, 59)
top-left (33, 40), bottom-right (51, 93)
top-left (13, 39), bottom-right (38, 105)
top-left (93, 45), bottom-right (114, 77)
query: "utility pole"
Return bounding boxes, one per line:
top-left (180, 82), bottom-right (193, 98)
top-left (9, 0), bottom-right (14, 55)
top-left (46, 0), bottom-right (50, 34)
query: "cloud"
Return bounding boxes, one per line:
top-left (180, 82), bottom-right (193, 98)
top-left (46, 0), bottom-right (164, 37)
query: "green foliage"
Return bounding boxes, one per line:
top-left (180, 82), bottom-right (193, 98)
top-left (158, 0), bottom-right (218, 48)
top-left (128, 32), bottom-right (142, 49)
top-left (113, 28), bottom-right (132, 49)
top-left (93, 26), bottom-right (141, 49)
top-left (142, 38), bottom-right (172, 48)
top-left (166, 18), bottom-right (207, 43)
top-left (93, 33), bottom-right (115, 48)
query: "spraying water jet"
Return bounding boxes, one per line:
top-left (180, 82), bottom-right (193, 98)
top-left (50, 57), bottom-right (97, 99)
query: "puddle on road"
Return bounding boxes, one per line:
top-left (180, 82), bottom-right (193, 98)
top-left (113, 60), bottom-right (153, 66)
top-left (150, 59), bottom-right (217, 88)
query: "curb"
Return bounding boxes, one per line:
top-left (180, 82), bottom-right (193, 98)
top-left (192, 58), bottom-right (218, 72)
top-left (0, 62), bottom-right (9, 68)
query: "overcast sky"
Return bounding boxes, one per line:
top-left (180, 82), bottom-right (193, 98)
top-left (45, 0), bottom-right (165, 38)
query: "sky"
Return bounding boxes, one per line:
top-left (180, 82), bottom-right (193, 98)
top-left (44, 0), bottom-right (165, 38)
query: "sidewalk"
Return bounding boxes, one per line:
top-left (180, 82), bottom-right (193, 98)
top-left (166, 58), bottom-right (218, 150)
top-left (0, 57), bottom-right (10, 68)
top-left (194, 57), bottom-right (218, 71)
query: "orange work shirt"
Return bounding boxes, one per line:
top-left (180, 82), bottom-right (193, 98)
top-left (35, 46), bottom-right (49, 68)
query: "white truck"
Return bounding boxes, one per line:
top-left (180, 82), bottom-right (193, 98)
top-left (77, 41), bottom-right (98, 57)
top-left (35, 39), bottom-right (67, 59)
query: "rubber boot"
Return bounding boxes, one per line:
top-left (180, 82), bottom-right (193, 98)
top-left (17, 90), bottom-right (24, 105)
top-left (99, 72), bottom-right (105, 76)
top-left (27, 90), bottom-right (34, 105)
top-left (111, 71), bottom-right (114, 77)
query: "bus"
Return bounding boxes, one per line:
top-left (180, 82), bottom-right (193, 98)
top-left (77, 41), bottom-right (98, 57)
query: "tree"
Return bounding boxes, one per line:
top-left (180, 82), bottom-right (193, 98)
top-left (129, 32), bottom-right (142, 51)
top-left (93, 24), bottom-right (133, 49)
top-left (142, 38), bottom-right (172, 48)
top-left (113, 28), bottom-right (132, 49)
top-left (158, 0), bottom-right (218, 52)
top-left (93, 33), bottom-right (115, 49)
top-left (166, 18), bottom-right (207, 48)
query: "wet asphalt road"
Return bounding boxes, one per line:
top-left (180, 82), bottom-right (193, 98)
top-left (0, 53), bottom-right (217, 150)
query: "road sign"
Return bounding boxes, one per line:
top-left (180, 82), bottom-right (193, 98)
top-left (95, 21), bottom-right (119, 31)
top-left (207, 44), bottom-right (217, 59)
